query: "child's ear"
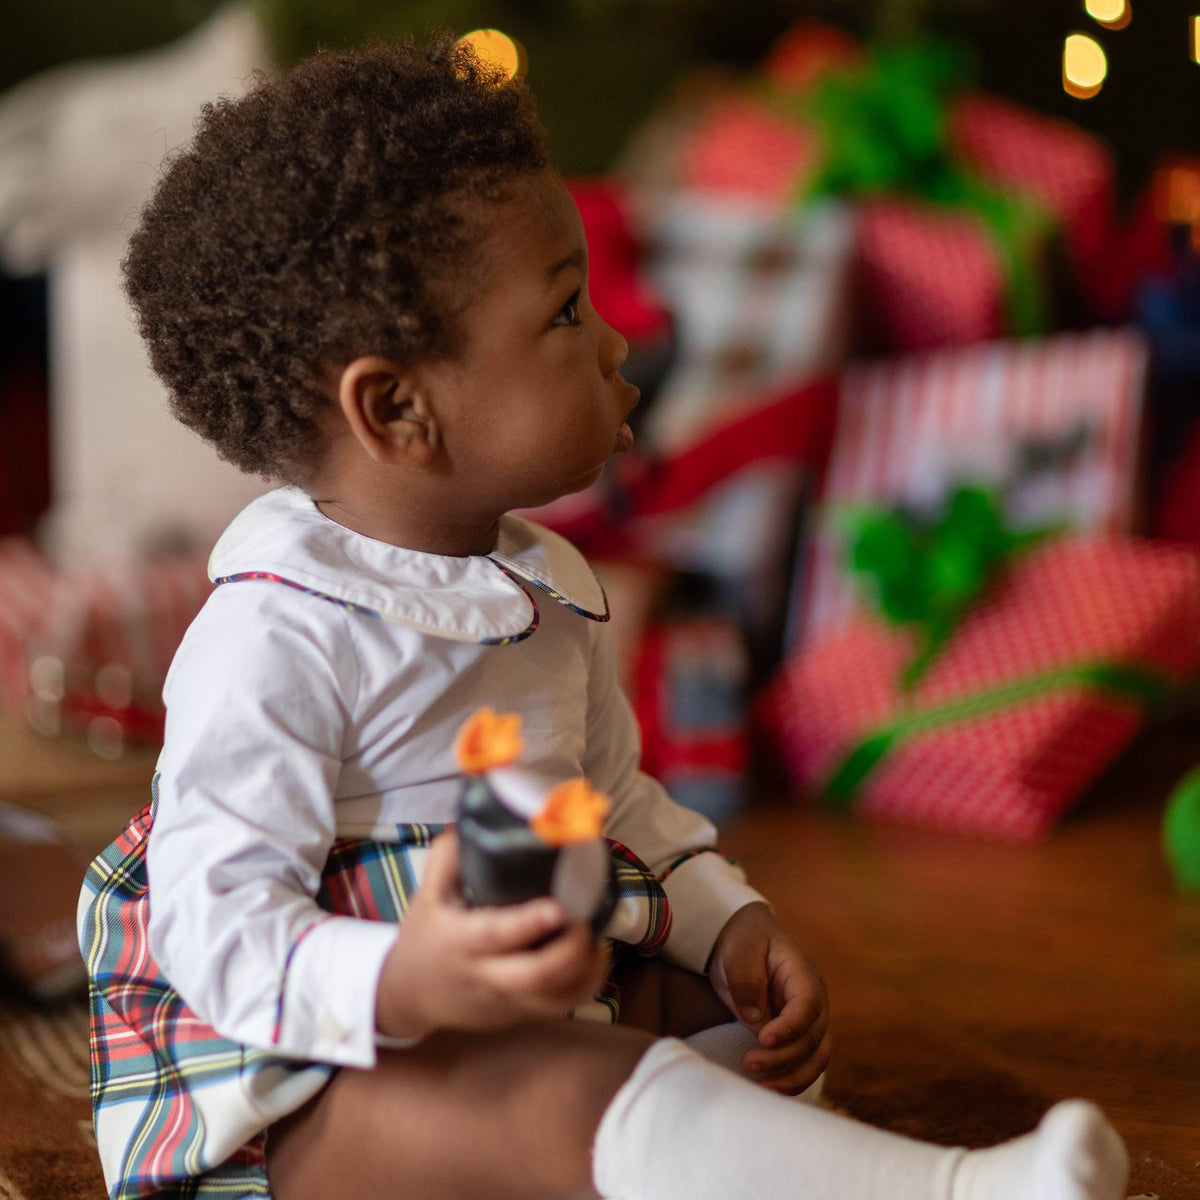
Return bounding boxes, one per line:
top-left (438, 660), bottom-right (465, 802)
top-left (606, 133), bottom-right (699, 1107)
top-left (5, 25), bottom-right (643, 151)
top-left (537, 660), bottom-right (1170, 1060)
top-left (336, 356), bottom-right (440, 466)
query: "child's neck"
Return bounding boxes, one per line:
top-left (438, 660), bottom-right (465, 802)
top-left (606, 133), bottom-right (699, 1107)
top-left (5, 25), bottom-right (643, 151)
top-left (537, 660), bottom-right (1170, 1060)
top-left (312, 494), bottom-right (503, 558)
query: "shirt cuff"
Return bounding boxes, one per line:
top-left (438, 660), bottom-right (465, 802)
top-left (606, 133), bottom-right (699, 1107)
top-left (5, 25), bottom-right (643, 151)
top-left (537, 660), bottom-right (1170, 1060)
top-left (275, 915), bottom-right (399, 1067)
top-left (658, 852), bottom-right (769, 974)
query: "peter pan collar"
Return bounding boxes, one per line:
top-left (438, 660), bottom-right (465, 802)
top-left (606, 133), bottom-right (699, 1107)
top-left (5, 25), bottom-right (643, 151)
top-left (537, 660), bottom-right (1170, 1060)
top-left (208, 487), bottom-right (609, 645)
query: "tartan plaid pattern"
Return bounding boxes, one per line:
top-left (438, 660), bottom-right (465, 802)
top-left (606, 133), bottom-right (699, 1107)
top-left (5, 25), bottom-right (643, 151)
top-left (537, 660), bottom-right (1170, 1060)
top-left (79, 784), bottom-right (674, 1200)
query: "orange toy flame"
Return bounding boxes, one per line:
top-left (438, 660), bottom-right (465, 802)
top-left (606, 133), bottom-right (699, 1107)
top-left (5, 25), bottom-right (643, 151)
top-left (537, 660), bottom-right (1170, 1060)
top-left (454, 708), bottom-right (525, 774)
top-left (530, 778), bottom-right (611, 846)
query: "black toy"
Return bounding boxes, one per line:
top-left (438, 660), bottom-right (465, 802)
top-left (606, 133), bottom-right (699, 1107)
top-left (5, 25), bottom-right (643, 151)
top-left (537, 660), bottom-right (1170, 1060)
top-left (454, 709), bottom-right (616, 933)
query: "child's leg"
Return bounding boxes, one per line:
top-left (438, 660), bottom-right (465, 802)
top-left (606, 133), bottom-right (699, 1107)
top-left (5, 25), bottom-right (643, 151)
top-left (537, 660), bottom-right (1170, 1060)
top-left (266, 1020), bottom-right (655, 1200)
top-left (268, 1023), bottom-right (1128, 1200)
top-left (594, 1038), bottom-right (1129, 1200)
top-left (611, 955), bottom-right (730, 1038)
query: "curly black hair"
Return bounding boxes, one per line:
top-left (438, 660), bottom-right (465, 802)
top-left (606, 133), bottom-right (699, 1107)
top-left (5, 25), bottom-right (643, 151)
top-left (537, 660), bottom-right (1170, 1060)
top-left (122, 33), bottom-right (548, 483)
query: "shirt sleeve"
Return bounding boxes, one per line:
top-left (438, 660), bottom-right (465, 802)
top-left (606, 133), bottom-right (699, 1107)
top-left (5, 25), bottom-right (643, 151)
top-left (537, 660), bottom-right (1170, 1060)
top-left (146, 584), bottom-right (398, 1068)
top-left (581, 622), bottom-right (767, 974)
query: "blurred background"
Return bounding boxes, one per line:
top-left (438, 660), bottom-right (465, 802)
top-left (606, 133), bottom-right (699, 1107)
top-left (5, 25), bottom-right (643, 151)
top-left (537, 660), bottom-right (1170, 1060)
top-left (2, 9), bottom-right (1200, 1198)
top-left (2, 0), bottom-right (1200, 971)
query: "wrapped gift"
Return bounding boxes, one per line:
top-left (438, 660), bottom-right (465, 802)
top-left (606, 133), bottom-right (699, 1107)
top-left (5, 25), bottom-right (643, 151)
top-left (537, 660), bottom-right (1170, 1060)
top-left (1137, 161), bottom-right (1200, 535)
top-left (799, 329), bottom-right (1147, 643)
top-left (760, 537), bottom-right (1200, 840)
top-left (674, 25), bottom-right (1118, 350)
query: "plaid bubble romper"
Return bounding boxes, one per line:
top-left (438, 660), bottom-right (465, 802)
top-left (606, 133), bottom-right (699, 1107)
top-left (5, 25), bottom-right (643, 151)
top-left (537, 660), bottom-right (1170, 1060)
top-left (79, 782), bottom-right (674, 1200)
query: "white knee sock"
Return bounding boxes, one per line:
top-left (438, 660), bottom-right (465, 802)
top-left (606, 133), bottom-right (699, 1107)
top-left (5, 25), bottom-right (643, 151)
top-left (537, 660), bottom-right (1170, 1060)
top-left (684, 1021), bottom-right (825, 1104)
top-left (592, 1038), bottom-right (1128, 1200)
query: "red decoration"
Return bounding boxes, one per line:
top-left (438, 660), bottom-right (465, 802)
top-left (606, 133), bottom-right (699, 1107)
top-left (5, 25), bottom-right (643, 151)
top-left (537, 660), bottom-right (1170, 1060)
top-left (1157, 425), bottom-right (1200, 543)
top-left (670, 26), bottom-right (1123, 348)
top-left (763, 22), bottom-right (863, 93)
top-left (760, 538), bottom-right (1200, 840)
top-left (678, 98), bottom-right (817, 204)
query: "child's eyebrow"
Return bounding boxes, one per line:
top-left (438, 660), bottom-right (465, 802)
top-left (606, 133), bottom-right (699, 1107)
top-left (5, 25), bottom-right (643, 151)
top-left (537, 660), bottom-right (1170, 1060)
top-left (544, 247), bottom-right (586, 285)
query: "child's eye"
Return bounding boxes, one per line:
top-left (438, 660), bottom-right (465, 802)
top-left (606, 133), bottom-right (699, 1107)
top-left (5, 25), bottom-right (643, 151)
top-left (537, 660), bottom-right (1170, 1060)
top-left (553, 289), bottom-right (582, 328)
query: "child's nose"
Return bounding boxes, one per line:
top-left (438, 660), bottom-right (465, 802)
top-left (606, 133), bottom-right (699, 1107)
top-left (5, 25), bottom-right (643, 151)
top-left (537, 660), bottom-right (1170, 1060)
top-left (599, 319), bottom-right (629, 379)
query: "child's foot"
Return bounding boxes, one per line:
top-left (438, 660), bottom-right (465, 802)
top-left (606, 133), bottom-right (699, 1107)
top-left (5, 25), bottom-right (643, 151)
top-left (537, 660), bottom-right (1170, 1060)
top-left (949, 1100), bottom-right (1129, 1200)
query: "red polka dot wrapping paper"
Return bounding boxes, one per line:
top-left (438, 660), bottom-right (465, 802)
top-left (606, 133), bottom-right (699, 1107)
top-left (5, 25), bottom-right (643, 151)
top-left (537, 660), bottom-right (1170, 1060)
top-left (759, 538), bottom-right (1200, 840)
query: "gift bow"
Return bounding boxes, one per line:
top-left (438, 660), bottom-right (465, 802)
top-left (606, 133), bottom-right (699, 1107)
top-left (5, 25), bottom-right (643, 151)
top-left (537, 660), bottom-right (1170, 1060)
top-left (769, 37), bottom-right (1052, 336)
top-left (826, 489), bottom-right (1171, 807)
top-left (840, 485), bottom-right (1052, 692)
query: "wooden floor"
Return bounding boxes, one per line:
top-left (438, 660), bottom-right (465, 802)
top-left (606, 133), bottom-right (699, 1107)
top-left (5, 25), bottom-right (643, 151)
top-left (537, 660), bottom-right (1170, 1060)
top-left (3, 714), bottom-right (1200, 1196)
top-left (724, 718), bottom-right (1200, 1198)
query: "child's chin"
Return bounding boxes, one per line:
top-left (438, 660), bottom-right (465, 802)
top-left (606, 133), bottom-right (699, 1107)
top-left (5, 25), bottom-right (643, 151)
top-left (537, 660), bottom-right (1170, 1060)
top-left (559, 464), bottom-right (606, 497)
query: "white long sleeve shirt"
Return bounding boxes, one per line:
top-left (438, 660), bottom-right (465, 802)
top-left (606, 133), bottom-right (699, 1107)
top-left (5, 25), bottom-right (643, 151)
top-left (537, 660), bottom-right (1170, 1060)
top-left (146, 487), bottom-right (765, 1070)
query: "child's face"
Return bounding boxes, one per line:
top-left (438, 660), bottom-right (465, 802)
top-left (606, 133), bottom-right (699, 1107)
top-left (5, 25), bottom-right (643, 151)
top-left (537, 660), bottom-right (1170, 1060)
top-left (430, 169), bottom-right (640, 516)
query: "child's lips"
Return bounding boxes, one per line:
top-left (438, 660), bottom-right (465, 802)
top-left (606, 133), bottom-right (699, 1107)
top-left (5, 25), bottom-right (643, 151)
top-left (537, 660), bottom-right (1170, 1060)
top-left (614, 383), bottom-right (640, 452)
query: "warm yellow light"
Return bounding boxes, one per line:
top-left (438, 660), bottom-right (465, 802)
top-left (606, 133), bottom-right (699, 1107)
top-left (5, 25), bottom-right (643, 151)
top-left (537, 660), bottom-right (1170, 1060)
top-left (456, 29), bottom-right (526, 82)
top-left (1063, 33), bottom-right (1107, 98)
top-left (1192, 16), bottom-right (1200, 63)
top-left (1084, 0), bottom-right (1130, 30)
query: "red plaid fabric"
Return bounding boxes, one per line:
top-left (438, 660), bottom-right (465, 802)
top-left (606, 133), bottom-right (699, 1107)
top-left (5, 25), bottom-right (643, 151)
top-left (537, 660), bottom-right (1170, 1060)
top-left (80, 788), bottom-right (676, 1200)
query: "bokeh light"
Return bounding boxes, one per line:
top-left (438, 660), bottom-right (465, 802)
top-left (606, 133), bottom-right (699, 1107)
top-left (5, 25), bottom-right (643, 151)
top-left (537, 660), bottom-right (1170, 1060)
top-left (1084, 0), bottom-right (1131, 31)
top-left (1063, 33), bottom-right (1108, 98)
top-left (1192, 16), bottom-right (1200, 63)
top-left (456, 29), bottom-right (526, 82)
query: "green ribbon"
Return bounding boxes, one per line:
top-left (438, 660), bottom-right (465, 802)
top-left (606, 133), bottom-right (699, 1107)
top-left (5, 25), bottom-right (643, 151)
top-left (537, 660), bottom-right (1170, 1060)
top-left (840, 485), bottom-right (1058, 694)
top-left (823, 661), bottom-right (1172, 808)
top-left (768, 37), bottom-right (1052, 336)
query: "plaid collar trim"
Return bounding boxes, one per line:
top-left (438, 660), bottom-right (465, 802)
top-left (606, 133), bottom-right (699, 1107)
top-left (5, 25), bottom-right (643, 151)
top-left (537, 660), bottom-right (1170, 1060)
top-left (207, 487), bottom-right (608, 644)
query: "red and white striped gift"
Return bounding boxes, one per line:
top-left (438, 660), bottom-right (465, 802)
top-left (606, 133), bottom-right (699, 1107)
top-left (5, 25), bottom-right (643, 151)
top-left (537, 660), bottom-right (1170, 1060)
top-left (800, 329), bottom-right (1147, 644)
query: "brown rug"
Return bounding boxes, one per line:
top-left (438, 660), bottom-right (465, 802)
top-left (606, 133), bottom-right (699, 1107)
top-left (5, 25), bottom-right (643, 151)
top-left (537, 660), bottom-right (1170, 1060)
top-left (826, 1025), bottom-right (1200, 1200)
top-left (0, 995), bottom-right (99, 1200)
top-left (0, 993), bottom-right (1193, 1199)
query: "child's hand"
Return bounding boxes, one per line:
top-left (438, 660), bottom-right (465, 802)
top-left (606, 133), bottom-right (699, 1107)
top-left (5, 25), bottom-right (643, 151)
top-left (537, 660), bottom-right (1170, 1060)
top-left (708, 902), bottom-right (830, 1095)
top-left (375, 831), bottom-right (610, 1040)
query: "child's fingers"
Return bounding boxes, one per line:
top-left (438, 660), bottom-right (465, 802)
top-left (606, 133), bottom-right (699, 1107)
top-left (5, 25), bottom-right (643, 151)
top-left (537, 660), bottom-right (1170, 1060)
top-left (758, 992), bottom-right (824, 1050)
top-left (744, 1004), bottom-right (829, 1077)
top-left (455, 897), bottom-right (566, 956)
top-left (724, 961), bottom-right (770, 1028)
top-left (756, 1025), bottom-right (833, 1097)
top-left (482, 923), bottom-right (605, 1009)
